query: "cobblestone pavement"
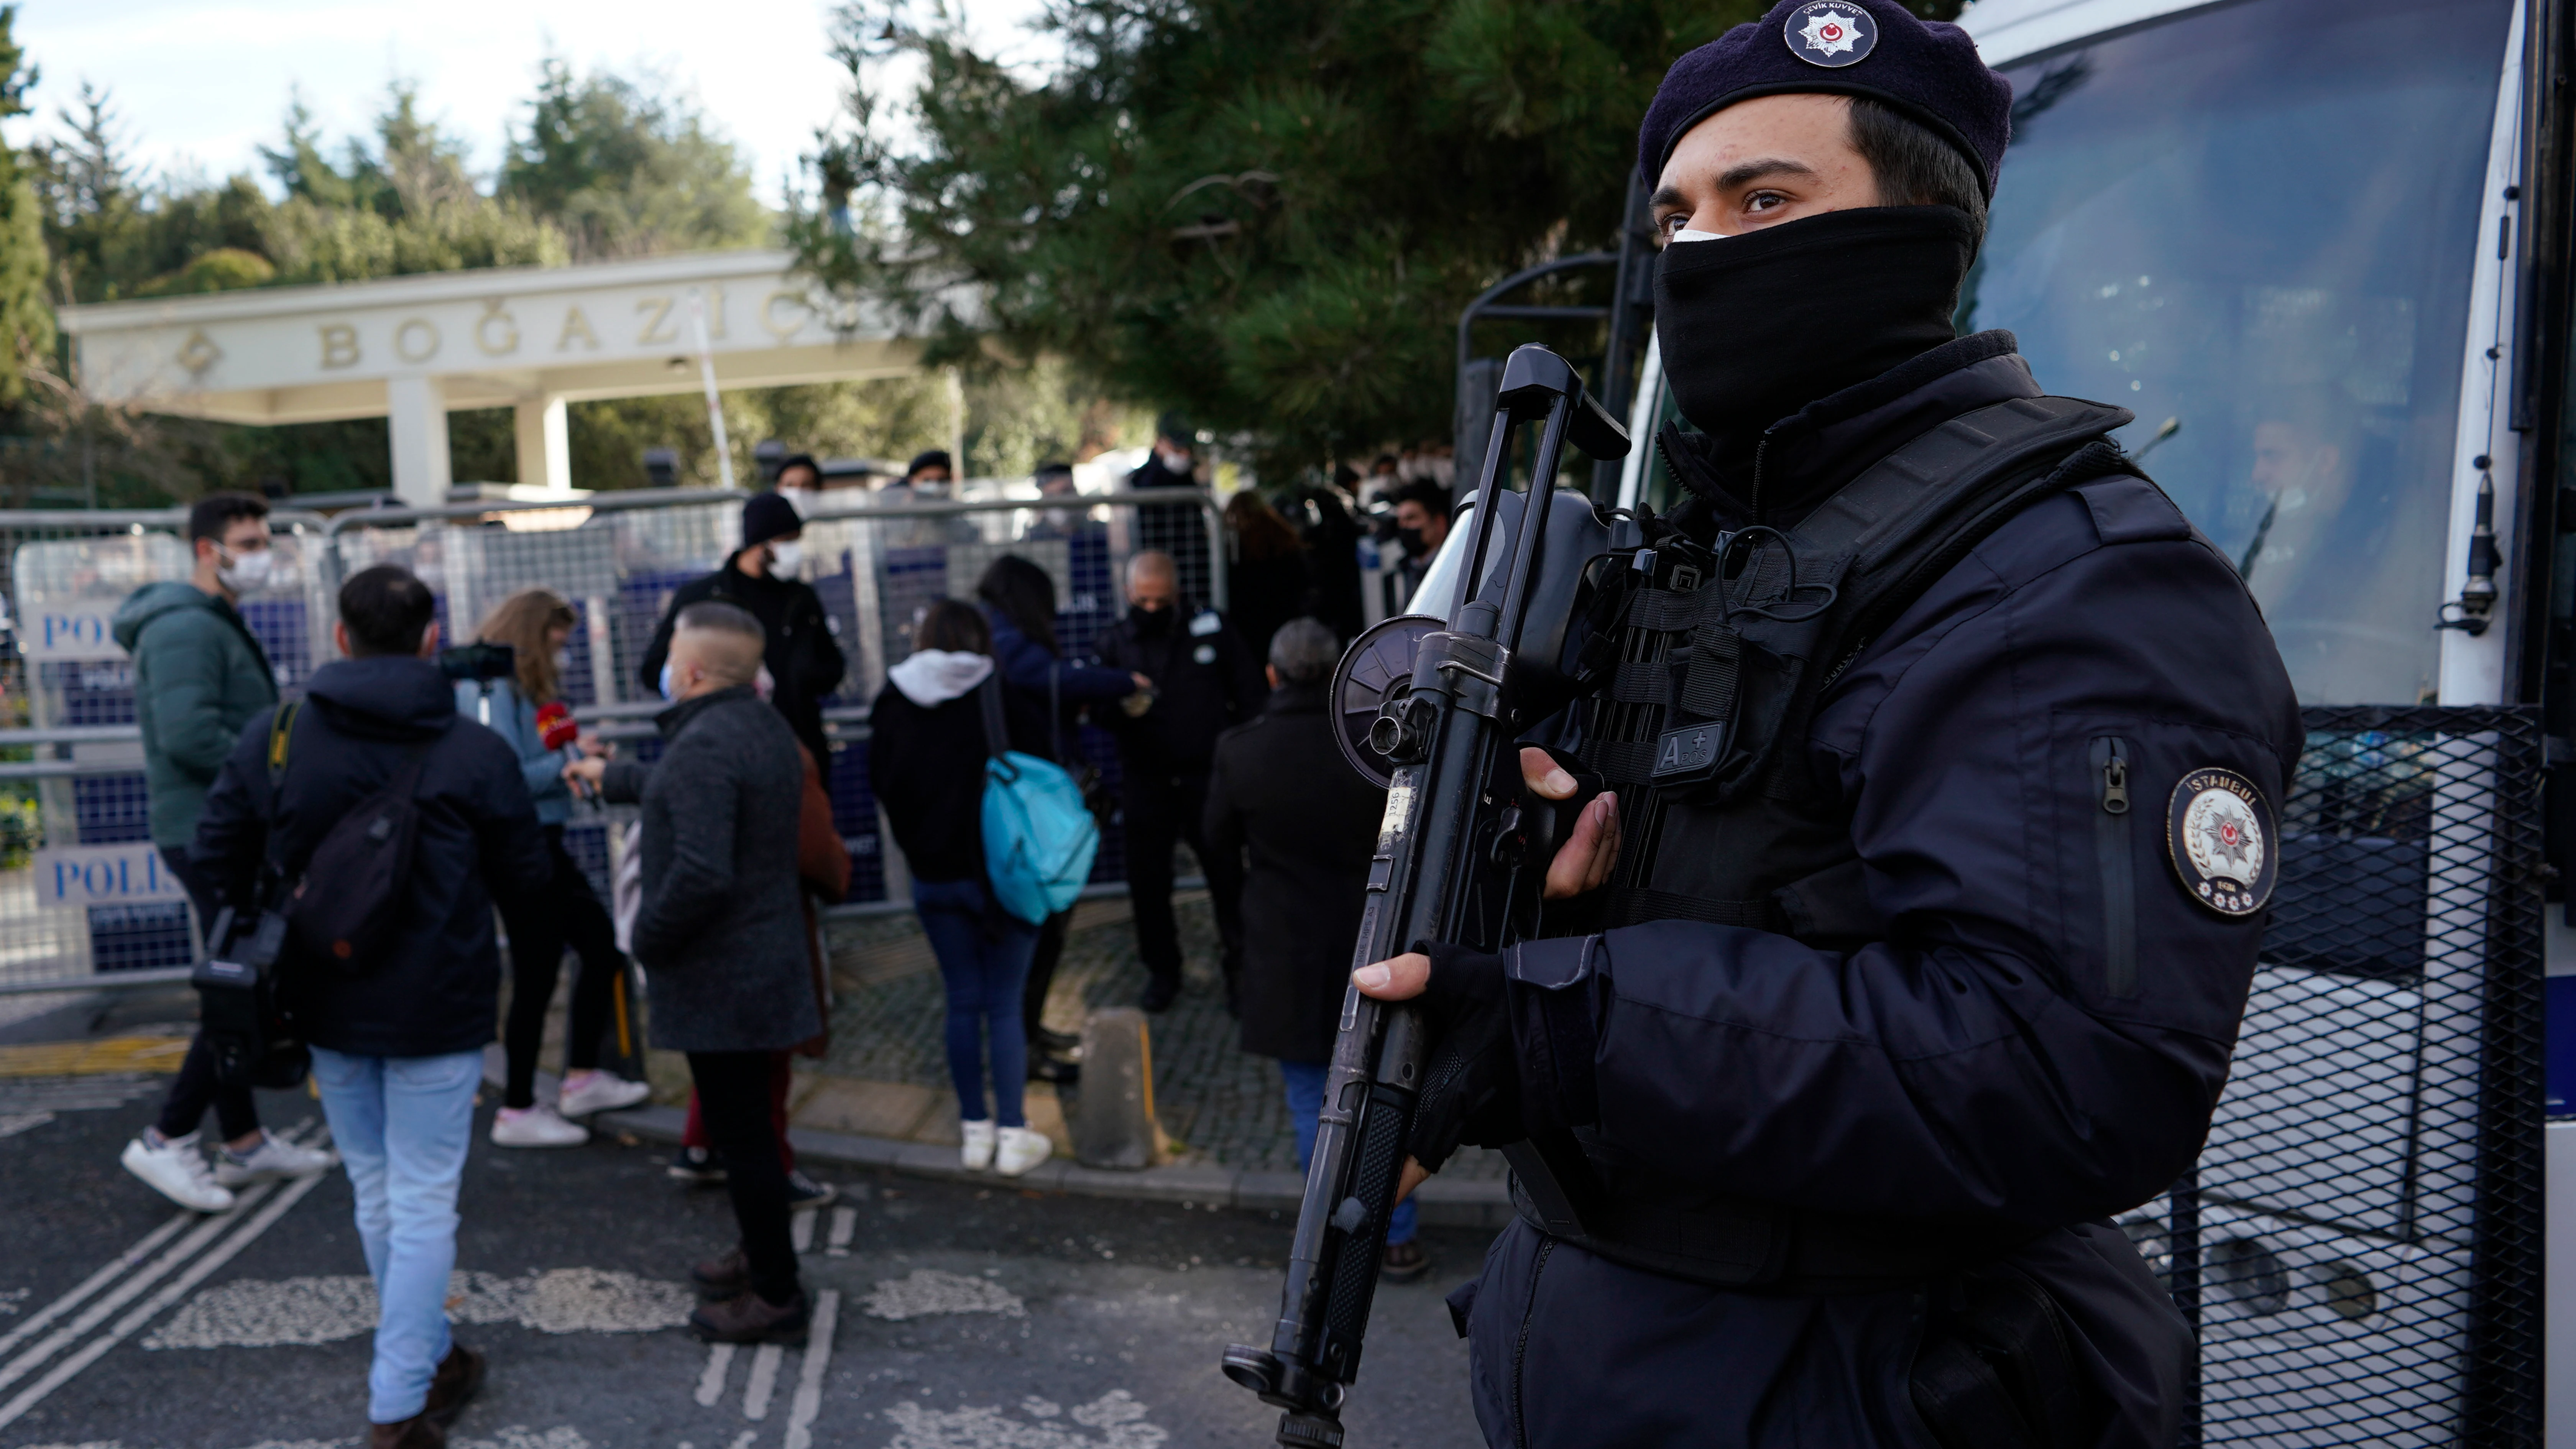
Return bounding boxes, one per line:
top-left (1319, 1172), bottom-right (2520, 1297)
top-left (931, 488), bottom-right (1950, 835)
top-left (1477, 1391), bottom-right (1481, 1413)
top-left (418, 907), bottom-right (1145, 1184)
top-left (820, 890), bottom-right (1505, 1181)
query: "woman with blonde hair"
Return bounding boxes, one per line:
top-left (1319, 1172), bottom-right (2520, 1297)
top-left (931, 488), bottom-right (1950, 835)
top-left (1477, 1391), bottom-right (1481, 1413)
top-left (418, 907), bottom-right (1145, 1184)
top-left (460, 588), bottom-right (647, 1147)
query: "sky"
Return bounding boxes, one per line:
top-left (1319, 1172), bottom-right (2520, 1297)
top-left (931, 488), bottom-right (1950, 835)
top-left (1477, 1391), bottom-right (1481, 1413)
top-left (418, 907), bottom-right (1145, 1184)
top-left (12, 0), bottom-right (1054, 206)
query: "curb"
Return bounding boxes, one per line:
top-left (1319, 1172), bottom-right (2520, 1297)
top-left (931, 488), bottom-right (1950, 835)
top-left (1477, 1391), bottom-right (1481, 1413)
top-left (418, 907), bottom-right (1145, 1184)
top-left (598, 1105), bottom-right (1517, 1229)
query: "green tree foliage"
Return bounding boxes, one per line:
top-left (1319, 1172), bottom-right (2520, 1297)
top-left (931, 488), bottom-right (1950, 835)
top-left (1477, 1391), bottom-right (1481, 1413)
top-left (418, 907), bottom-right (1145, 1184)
top-left (0, 5), bottom-right (54, 404)
top-left (791, 0), bottom-right (1760, 469)
top-left (501, 60), bottom-right (772, 260)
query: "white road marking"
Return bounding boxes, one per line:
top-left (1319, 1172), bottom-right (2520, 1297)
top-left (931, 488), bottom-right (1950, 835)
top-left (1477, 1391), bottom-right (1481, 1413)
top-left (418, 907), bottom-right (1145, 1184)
top-left (695, 1342), bottom-right (737, 1406)
top-left (450, 1429), bottom-right (596, 1449)
top-left (0, 1110), bottom-right (56, 1138)
top-left (0, 1209), bottom-right (194, 1360)
top-left (742, 1341), bottom-right (783, 1419)
top-left (825, 1208), bottom-right (854, 1257)
top-left (790, 1211), bottom-right (814, 1254)
top-left (780, 1289), bottom-right (840, 1449)
top-left (0, 1160), bottom-right (330, 1429)
top-left (725, 1434), bottom-right (757, 1449)
top-left (861, 1269), bottom-right (1025, 1321)
top-left (141, 1268), bottom-right (691, 1349)
top-left (882, 1390), bottom-right (1167, 1449)
top-left (0, 1183), bottom-right (289, 1391)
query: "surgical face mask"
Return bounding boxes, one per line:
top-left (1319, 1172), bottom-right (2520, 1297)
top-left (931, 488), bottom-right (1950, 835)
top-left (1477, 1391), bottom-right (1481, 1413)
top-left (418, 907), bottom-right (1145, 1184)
top-left (1396, 526), bottom-right (1426, 557)
top-left (1130, 602), bottom-right (1172, 635)
top-left (778, 486), bottom-right (816, 517)
top-left (215, 545), bottom-right (275, 595)
top-left (657, 662), bottom-right (677, 702)
top-left (1157, 446), bottom-right (1193, 475)
top-left (769, 540), bottom-right (805, 574)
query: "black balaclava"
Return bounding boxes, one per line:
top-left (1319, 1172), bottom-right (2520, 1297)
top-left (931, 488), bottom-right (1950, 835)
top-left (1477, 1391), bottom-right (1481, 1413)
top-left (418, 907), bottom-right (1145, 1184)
top-left (1654, 205), bottom-right (1976, 444)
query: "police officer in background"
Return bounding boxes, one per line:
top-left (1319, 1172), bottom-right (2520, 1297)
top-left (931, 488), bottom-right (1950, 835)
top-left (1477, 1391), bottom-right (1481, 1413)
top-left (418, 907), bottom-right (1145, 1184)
top-left (1351, 4), bottom-right (2302, 1445)
top-left (1095, 550), bottom-right (1264, 1014)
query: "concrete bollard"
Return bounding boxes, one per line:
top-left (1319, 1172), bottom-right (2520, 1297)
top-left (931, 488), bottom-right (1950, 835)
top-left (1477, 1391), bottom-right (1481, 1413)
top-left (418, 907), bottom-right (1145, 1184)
top-left (1073, 1007), bottom-right (1159, 1170)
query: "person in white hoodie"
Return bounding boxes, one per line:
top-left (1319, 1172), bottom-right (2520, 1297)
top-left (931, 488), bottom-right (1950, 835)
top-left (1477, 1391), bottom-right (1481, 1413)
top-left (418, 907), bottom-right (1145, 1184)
top-left (866, 600), bottom-right (1056, 1177)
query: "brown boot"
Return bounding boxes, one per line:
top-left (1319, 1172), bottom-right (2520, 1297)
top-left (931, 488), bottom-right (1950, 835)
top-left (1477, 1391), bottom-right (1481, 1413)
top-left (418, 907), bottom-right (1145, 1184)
top-left (690, 1248), bottom-right (751, 1301)
top-left (369, 1412), bottom-right (445, 1449)
top-left (423, 1342), bottom-right (485, 1426)
top-left (689, 1286), bottom-right (810, 1345)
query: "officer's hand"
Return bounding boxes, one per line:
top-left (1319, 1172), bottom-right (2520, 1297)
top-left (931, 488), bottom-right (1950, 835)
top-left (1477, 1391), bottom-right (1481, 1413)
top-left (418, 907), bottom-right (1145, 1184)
top-left (563, 757), bottom-right (607, 789)
top-left (1521, 748), bottom-right (1617, 899)
top-left (1355, 947), bottom-right (1520, 1204)
top-left (1355, 953), bottom-right (1438, 1204)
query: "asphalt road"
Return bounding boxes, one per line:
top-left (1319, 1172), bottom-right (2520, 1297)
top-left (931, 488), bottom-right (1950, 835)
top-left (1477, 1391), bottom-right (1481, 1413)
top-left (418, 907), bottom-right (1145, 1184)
top-left (0, 997), bottom-right (1490, 1449)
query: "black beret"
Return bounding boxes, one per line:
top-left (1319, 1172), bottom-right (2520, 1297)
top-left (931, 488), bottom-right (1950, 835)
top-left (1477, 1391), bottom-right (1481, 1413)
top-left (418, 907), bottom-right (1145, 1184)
top-left (1639, 0), bottom-right (2013, 198)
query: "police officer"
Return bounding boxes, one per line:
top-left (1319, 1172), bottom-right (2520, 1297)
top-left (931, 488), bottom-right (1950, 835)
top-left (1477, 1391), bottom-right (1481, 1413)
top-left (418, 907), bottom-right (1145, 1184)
top-left (1351, 4), bottom-right (2302, 1446)
top-left (1095, 549), bottom-right (1265, 1013)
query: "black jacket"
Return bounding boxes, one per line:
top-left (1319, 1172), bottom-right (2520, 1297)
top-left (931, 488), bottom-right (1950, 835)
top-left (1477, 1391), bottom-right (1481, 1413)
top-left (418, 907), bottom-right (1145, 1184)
top-left (639, 555), bottom-right (846, 769)
top-left (1094, 608), bottom-right (1265, 777)
top-left (1226, 548), bottom-right (1311, 667)
top-left (1462, 333), bottom-right (2303, 1449)
top-left (867, 672), bottom-right (1052, 886)
top-left (1203, 681), bottom-right (1384, 1061)
top-left (192, 656), bottom-right (549, 1059)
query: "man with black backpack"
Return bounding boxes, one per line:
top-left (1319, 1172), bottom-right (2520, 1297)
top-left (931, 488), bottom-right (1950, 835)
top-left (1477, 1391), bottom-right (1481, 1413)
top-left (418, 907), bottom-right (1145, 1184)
top-left (194, 565), bottom-right (548, 1449)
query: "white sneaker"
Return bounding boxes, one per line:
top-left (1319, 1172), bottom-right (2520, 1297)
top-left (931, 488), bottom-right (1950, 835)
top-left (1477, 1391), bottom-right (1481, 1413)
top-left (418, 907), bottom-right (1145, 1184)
top-left (994, 1126), bottom-right (1052, 1178)
top-left (122, 1130), bottom-right (234, 1212)
top-left (213, 1132), bottom-right (339, 1188)
top-left (489, 1104), bottom-right (589, 1148)
top-left (557, 1071), bottom-right (651, 1118)
top-left (960, 1119), bottom-right (996, 1171)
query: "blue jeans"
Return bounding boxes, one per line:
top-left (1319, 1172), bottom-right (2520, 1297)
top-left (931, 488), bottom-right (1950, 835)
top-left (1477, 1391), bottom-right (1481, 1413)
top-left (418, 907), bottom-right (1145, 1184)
top-left (915, 877), bottom-right (1041, 1129)
top-left (1281, 1060), bottom-right (1415, 1245)
top-left (309, 1045), bottom-right (483, 1424)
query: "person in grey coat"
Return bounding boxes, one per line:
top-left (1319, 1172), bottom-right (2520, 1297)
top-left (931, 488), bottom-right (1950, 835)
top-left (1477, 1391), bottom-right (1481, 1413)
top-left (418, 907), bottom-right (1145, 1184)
top-left (575, 600), bottom-right (816, 1344)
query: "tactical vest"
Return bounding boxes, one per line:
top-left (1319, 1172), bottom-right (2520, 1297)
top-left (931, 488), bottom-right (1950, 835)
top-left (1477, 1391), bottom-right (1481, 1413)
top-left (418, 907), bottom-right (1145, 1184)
top-left (1523, 394), bottom-right (2142, 1289)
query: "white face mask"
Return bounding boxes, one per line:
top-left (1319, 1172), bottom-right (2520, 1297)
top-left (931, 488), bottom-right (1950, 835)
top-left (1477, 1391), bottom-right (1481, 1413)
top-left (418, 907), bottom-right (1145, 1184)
top-left (779, 486), bottom-right (815, 517)
top-left (215, 545), bottom-right (276, 594)
top-left (769, 540), bottom-right (805, 574)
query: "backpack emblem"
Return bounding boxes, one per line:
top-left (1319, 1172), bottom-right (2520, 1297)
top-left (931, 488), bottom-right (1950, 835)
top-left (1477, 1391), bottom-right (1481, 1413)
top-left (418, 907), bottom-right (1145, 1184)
top-left (1786, 2), bottom-right (1876, 67)
top-left (2167, 767), bottom-right (2275, 917)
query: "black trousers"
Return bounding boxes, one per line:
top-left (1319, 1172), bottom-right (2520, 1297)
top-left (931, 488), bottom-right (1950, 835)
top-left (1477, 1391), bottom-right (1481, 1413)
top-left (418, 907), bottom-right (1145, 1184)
top-left (688, 1050), bottom-right (801, 1304)
top-left (1120, 769), bottom-right (1244, 992)
top-left (1022, 909), bottom-right (1071, 1048)
top-left (495, 825), bottom-right (625, 1110)
top-left (156, 846), bottom-right (258, 1143)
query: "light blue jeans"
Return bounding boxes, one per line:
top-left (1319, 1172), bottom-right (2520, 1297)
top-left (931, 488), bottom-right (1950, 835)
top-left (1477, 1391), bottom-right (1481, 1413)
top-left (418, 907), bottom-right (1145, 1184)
top-left (1281, 1061), bottom-right (1416, 1245)
top-left (309, 1045), bottom-right (483, 1424)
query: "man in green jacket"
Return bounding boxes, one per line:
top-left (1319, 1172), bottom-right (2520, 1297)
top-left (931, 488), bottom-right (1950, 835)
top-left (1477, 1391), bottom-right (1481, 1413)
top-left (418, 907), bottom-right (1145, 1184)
top-left (110, 491), bottom-right (335, 1212)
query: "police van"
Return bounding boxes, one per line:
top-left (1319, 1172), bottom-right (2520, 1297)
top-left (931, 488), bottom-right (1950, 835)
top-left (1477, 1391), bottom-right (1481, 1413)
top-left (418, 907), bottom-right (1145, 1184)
top-left (1580, 0), bottom-right (2572, 1441)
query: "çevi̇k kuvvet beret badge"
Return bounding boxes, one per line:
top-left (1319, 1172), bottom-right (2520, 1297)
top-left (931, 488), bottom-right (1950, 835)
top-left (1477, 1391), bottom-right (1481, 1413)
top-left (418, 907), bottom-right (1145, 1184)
top-left (1638, 0), bottom-right (2016, 198)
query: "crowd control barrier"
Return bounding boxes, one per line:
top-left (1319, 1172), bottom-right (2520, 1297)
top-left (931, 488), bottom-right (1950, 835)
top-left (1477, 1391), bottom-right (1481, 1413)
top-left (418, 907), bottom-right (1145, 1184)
top-left (0, 485), bottom-right (1226, 995)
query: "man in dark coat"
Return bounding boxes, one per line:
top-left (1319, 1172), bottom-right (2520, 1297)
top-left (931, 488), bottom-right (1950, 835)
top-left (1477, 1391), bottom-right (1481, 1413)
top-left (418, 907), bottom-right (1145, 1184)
top-left (1349, 5), bottom-right (2303, 1446)
top-left (1204, 618), bottom-right (1425, 1280)
top-left (639, 491), bottom-right (845, 782)
top-left (1094, 549), bottom-right (1264, 1012)
top-left (195, 565), bottom-right (549, 1449)
top-left (582, 601), bottom-right (818, 1344)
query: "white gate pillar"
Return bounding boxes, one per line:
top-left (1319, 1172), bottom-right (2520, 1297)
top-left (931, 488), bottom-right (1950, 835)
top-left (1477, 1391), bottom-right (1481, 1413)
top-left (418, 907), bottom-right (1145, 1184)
top-left (386, 374), bottom-right (452, 507)
top-left (513, 395), bottom-right (571, 490)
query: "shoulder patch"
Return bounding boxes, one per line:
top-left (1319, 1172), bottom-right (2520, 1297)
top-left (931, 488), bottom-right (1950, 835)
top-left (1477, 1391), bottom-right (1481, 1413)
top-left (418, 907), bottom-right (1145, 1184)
top-left (2167, 767), bottom-right (2277, 917)
top-left (2073, 474), bottom-right (2192, 545)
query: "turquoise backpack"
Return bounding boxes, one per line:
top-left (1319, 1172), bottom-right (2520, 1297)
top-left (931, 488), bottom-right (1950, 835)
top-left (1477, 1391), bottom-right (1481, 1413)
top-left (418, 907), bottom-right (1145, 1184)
top-left (977, 677), bottom-right (1100, 924)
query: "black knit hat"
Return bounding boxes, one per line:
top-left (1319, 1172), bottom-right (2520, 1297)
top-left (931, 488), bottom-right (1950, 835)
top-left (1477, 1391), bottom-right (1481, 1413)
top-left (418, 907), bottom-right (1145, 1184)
top-left (741, 490), bottom-right (802, 550)
top-left (1638, 0), bottom-right (2013, 198)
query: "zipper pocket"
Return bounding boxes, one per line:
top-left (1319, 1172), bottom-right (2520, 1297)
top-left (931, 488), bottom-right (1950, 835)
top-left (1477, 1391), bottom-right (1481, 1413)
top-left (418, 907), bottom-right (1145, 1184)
top-left (2090, 736), bottom-right (2137, 997)
top-left (1511, 1237), bottom-right (1555, 1449)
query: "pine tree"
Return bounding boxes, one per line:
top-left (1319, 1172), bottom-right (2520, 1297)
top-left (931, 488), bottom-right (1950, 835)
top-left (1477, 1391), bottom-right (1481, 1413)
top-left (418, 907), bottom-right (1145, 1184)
top-left (0, 4), bottom-right (56, 403)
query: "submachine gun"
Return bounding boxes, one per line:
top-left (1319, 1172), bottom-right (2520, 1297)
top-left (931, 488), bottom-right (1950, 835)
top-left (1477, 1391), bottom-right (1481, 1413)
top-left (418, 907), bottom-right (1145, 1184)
top-left (1222, 344), bottom-right (1634, 1447)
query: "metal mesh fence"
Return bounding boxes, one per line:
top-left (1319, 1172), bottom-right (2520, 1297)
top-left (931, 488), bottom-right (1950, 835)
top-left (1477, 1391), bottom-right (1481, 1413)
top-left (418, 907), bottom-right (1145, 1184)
top-left (0, 510), bottom-right (327, 988)
top-left (0, 488), bottom-right (1224, 993)
top-left (2114, 706), bottom-right (2543, 1448)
